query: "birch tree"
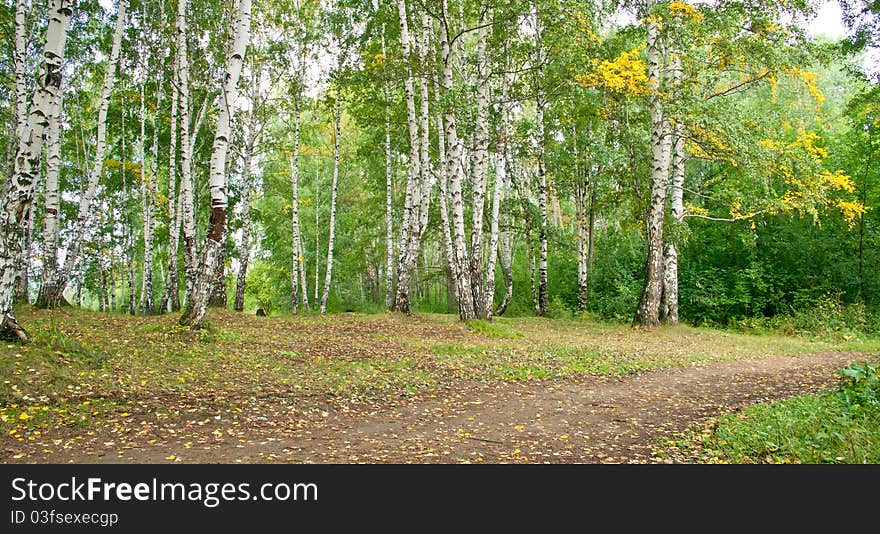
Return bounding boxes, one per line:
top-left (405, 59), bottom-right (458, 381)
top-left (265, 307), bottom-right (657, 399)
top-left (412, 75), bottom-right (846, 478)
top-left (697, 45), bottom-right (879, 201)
top-left (1, 0), bottom-right (72, 340)
top-left (180, 0), bottom-right (252, 327)
top-left (37, 0), bottom-right (127, 309)
top-left (393, 0), bottom-right (423, 314)
top-left (320, 97), bottom-right (341, 314)
top-left (633, 0), bottom-right (671, 327)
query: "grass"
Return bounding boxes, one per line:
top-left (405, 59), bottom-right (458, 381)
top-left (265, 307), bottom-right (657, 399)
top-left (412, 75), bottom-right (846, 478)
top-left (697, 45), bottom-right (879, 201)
top-left (667, 362), bottom-right (880, 463)
top-left (2, 304), bottom-right (879, 442)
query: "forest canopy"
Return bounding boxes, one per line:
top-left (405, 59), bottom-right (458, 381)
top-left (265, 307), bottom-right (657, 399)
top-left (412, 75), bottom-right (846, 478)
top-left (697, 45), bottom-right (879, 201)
top-left (2, 0), bottom-right (880, 340)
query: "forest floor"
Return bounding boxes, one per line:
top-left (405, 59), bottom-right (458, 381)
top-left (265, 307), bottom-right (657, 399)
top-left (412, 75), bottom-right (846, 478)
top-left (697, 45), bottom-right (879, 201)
top-left (1, 306), bottom-right (877, 463)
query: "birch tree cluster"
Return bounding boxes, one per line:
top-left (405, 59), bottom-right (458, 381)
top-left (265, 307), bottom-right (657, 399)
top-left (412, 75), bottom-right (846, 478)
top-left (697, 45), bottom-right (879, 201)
top-left (1, 0), bottom-right (878, 340)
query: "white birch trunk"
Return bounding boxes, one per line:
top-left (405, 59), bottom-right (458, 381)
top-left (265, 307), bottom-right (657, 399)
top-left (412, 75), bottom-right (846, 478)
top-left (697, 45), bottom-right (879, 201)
top-left (233, 144), bottom-right (253, 312)
top-left (12, 0), bottom-right (31, 301)
top-left (662, 54), bottom-right (685, 325)
top-left (320, 99), bottom-right (341, 314)
top-left (180, 0), bottom-right (251, 327)
top-left (160, 44), bottom-right (181, 313)
top-left (634, 8), bottom-right (671, 327)
top-left (13, 0), bottom-right (29, 148)
top-left (384, 94), bottom-right (395, 310)
top-left (393, 0), bottom-right (423, 314)
top-left (441, 0), bottom-right (474, 320)
top-left (2, 0), bottom-right (72, 339)
top-left (299, 237), bottom-right (309, 311)
top-left (46, 0), bottom-right (126, 308)
top-left (486, 75), bottom-right (508, 319)
top-left (434, 78), bottom-right (458, 307)
top-left (289, 131), bottom-right (301, 313)
top-left (470, 9), bottom-right (490, 318)
top-left (141, 79), bottom-right (159, 315)
top-left (36, 94), bottom-right (63, 308)
top-left (532, 4), bottom-right (548, 317)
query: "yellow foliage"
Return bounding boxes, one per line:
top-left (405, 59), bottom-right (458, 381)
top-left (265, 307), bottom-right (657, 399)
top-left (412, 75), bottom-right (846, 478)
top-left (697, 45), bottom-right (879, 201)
top-left (576, 48), bottom-right (648, 95)
top-left (783, 67), bottom-right (825, 105)
top-left (668, 1), bottom-right (704, 22)
top-left (685, 202), bottom-right (709, 217)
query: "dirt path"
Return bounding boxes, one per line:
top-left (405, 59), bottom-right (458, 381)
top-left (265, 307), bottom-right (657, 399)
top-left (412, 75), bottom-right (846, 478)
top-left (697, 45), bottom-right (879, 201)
top-left (19, 351), bottom-right (863, 464)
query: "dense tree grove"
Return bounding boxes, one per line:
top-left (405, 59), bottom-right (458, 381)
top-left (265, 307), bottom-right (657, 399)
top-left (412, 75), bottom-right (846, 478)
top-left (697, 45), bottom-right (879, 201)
top-left (1, 0), bottom-right (879, 340)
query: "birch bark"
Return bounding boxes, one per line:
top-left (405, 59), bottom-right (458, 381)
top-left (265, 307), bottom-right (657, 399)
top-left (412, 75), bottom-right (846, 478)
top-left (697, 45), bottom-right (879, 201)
top-left (320, 99), bottom-right (341, 314)
top-left (1, 0), bottom-right (72, 340)
top-left (38, 0), bottom-right (125, 309)
top-left (180, 0), bottom-right (251, 327)
top-left (634, 7), bottom-right (671, 327)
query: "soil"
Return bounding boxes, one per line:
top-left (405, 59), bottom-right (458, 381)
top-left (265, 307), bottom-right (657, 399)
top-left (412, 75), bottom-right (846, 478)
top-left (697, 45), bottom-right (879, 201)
top-left (2, 350), bottom-right (862, 464)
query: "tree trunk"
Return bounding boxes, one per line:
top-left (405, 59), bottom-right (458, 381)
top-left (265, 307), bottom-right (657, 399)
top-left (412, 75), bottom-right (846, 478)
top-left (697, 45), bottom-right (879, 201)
top-left (440, 0), bottom-right (474, 321)
top-left (299, 237), bottom-right (310, 311)
top-left (141, 80), bottom-right (158, 315)
top-left (38, 0), bottom-right (125, 309)
top-left (470, 9), bottom-right (490, 319)
top-left (320, 99), bottom-right (341, 314)
top-left (160, 36), bottom-right (181, 313)
top-left (178, 0), bottom-right (196, 312)
top-left (662, 54), bottom-right (684, 325)
top-left (314, 166), bottom-right (320, 303)
top-left (1, 0), bottom-right (72, 341)
top-left (486, 62), bottom-right (510, 320)
top-left (234, 144), bottom-right (255, 312)
top-left (532, 3), bottom-right (549, 317)
top-left (393, 0), bottom-right (423, 314)
top-left (290, 103), bottom-right (302, 313)
top-left (209, 246), bottom-right (227, 308)
top-left (634, 12), bottom-right (671, 328)
top-left (179, 0), bottom-right (251, 328)
top-left (37, 94), bottom-right (64, 309)
top-left (384, 86), bottom-right (395, 310)
top-left (434, 78), bottom-right (459, 307)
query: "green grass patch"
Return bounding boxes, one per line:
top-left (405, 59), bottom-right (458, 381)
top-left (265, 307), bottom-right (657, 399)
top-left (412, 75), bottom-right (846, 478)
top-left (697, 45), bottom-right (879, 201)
top-left (465, 319), bottom-right (524, 339)
top-left (671, 362), bottom-right (880, 463)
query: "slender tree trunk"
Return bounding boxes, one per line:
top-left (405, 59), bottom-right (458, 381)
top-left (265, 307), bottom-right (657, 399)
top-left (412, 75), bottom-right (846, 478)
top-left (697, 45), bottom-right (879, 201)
top-left (662, 54), bottom-right (684, 325)
top-left (435, 78), bottom-right (459, 307)
top-left (140, 80), bottom-right (158, 315)
top-left (1, 0), bottom-right (72, 340)
top-left (470, 9), bottom-right (490, 319)
top-left (314, 167), bottom-right (320, 302)
top-left (160, 40), bottom-right (181, 313)
top-left (486, 64), bottom-right (510, 319)
top-left (320, 99), bottom-right (341, 314)
top-left (440, 0), bottom-right (474, 320)
top-left (531, 3), bottom-right (549, 317)
top-left (299, 237), bottom-right (309, 310)
top-left (290, 104), bottom-right (302, 313)
top-left (384, 87), bottom-right (395, 310)
top-left (37, 94), bottom-right (64, 308)
top-left (180, 0), bottom-right (251, 327)
top-left (393, 0), bottom-right (423, 314)
top-left (209, 246), bottom-right (227, 307)
top-left (178, 1), bottom-right (196, 311)
top-left (39, 0), bottom-right (125, 309)
top-left (575, 138), bottom-right (590, 312)
top-left (634, 12), bottom-right (671, 327)
top-left (234, 145), bottom-right (255, 312)
top-left (13, 0), bottom-right (29, 153)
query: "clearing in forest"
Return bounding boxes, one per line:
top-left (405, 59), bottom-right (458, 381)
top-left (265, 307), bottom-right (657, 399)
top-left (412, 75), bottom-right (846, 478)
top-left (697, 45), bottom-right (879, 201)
top-left (1, 306), bottom-right (876, 463)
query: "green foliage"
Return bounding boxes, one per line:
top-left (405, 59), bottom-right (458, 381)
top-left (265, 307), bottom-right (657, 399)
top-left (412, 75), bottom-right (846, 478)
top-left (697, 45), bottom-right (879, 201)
top-left (677, 361), bottom-right (880, 463)
top-left (836, 362), bottom-right (880, 408)
top-left (731, 293), bottom-right (880, 340)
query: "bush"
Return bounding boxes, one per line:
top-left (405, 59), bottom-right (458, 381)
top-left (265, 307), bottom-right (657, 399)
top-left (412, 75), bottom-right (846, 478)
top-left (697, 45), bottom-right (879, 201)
top-left (731, 293), bottom-right (880, 340)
